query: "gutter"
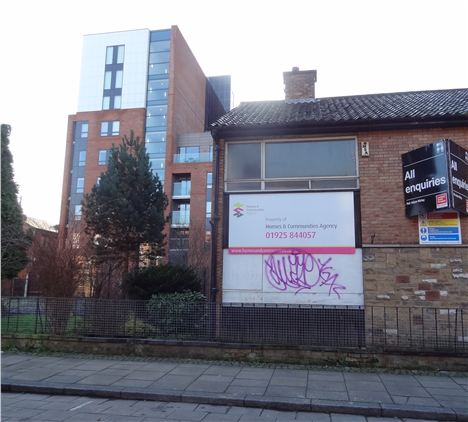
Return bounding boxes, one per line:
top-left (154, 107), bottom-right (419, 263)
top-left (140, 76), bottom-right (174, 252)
top-left (209, 140), bottom-right (220, 303)
top-left (211, 117), bottom-right (468, 140)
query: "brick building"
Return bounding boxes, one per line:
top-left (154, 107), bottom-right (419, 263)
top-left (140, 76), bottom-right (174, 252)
top-left (59, 27), bottom-right (230, 267)
top-left (210, 67), bottom-right (468, 308)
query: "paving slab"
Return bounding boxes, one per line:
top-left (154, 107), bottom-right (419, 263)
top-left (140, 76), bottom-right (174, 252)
top-left (2, 351), bottom-right (468, 421)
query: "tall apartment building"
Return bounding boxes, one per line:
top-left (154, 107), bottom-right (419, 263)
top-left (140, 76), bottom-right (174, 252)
top-left (59, 26), bottom-right (230, 265)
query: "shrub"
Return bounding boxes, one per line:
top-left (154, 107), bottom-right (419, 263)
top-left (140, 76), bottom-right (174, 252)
top-left (147, 291), bottom-right (207, 338)
top-left (123, 265), bottom-right (201, 300)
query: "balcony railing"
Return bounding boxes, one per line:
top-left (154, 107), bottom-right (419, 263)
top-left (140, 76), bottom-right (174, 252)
top-left (173, 152), bottom-right (212, 163)
top-left (172, 182), bottom-right (191, 197)
top-left (171, 211), bottom-right (190, 226)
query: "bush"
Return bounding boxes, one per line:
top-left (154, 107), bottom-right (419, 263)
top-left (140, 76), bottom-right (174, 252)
top-left (123, 265), bottom-right (201, 299)
top-left (147, 291), bottom-right (207, 339)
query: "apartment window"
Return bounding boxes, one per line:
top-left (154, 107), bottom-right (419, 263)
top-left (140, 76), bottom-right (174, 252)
top-left (103, 45), bottom-right (124, 110)
top-left (98, 150), bottom-right (108, 165)
top-left (102, 96), bottom-right (110, 110)
top-left (150, 158), bottom-right (165, 170)
top-left (226, 139), bottom-right (358, 191)
top-left (80, 122), bottom-right (88, 138)
top-left (76, 177), bottom-right (84, 193)
top-left (96, 177), bottom-right (101, 186)
top-left (106, 45), bottom-right (125, 65)
top-left (206, 172), bottom-right (212, 231)
top-left (146, 131), bottom-right (166, 143)
top-left (74, 205), bottom-right (82, 220)
top-left (101, 121), bottom-right (120, 136)
top-left (78, 151), bottom-right (86, 166)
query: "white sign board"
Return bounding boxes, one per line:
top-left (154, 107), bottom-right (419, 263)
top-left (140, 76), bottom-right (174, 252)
top-left (418, 211), bottom-right (462, 245)
top-left (229, 192), bottom-right (356, 255)
top-left (223, 250), bottom-right (363, 305)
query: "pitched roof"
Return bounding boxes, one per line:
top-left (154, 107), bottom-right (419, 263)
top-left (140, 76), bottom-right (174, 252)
top-left (212, 88), bottom-right (468, 134)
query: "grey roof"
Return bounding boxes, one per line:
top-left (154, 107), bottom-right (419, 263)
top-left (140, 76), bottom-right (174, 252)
top-left (212, 88), bottom-right (468, 133)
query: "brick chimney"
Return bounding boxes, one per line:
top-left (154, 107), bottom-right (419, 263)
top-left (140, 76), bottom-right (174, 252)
top-left (283, 67), bottom-right (317, 100)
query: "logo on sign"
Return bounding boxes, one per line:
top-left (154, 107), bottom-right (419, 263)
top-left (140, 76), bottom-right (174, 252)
top-left (436, 193), bottom-right (448, 209)
top-left (232, 202), bottom-right (244, 218)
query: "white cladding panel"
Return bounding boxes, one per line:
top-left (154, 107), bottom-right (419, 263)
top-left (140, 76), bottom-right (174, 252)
top-left (78, 29), bottom-right (150, 112)
top-left (222, 249), bottom-right (363, 305)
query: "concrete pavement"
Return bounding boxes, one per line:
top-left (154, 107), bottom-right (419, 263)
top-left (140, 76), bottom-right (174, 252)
top-left (1, 352), bottom-right (467, 421)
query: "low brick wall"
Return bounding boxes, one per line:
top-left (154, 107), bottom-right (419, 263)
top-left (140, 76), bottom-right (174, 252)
top-left (3, 335), bottom-right (468, 372)
top-left (363, 246), bottom-right (468, 307)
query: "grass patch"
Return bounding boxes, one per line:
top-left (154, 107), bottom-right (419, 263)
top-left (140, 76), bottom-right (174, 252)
top-left (2, 313), bottom-right (83, 335)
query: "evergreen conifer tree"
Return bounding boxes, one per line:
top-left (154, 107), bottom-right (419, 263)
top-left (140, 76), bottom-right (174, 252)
top-left (1, 124), bottom-right (30, 279)
top-left (83, 132), bottom-right (168, 274)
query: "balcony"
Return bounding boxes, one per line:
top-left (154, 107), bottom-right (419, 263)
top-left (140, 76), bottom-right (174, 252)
top-left (171, 211), bottom-right (190, 227)
top-left (173, 151), bottom-right (212, 163)
top-left (172, 181), bottom-right (191, 198)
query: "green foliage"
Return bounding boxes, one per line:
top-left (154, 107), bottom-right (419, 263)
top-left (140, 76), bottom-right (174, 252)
top-left (83, 132), bottom-right (168, 274)
top-left (123, 264), bottom-right (202, 300)
top-left (1, 124), bottom-right (30, 279)
top-left (147, 291), bottom-right (207, 338)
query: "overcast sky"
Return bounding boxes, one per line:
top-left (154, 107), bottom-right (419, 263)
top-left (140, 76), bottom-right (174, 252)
top-left (1, 0), bottom-right (467, 225)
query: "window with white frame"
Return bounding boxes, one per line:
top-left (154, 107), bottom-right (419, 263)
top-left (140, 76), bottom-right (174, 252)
top-left (98, 150), bottom-right (108, 165)
top-left (74, 205), bottom-right (82, 220)
top-left (225, 138), bottom-right (358, 191)
top-left (76, 177), bottom-right (84, 193)
top-left (100, 121), bottom-right (120, 136)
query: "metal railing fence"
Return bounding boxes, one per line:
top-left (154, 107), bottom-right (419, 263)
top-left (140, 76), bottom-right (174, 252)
top-left (1, 297), bottom-right (466, 353)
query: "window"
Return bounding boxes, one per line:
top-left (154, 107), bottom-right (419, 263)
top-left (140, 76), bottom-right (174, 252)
top-left (265, 140), bottom-right (356, 178)
top-left (78, 151), bottom-right (86, 166)
top-left (146, 131), bottom-right (166, 143)
top-left (104, 71), bottom-right (112, 89)
top-left (101, 121), bottom-right (119, 136)
top-left (96, 177), bottom-right (101, 186)
top-left (98, 150), bottom-right (108, 165)
top-left (103, 45), bottom-right (124, 110)
top-left (150, 158), bottom-right (165, 170)
top-left (102, 96), bottom-right (110, 110)
top-left (80, 122), bottom-right (88, 138)
top-left (115, 70), bottom-right (123, 89)
top-left (206, 172), bottom-right (213, 231)
top-left (226, 143), bottom-right (261, 179)
top-left (116, 45), bottom-right (125, 64)
top-left (76, 177), bottom-right (84, 193)
top-left (74, 205), bottom-right (82, 220)
top-left (106, 45), bottom-right (125, 65)
top-left (146, 142), bottom-right (166, 155)
top-left (225, 139), bottom-right (358, 191)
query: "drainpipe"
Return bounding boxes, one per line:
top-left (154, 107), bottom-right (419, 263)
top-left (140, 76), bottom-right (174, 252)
top-left (209, 140), bottom-right (220, 304)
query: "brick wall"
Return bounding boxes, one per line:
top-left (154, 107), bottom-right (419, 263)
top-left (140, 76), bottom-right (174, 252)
top-left (364, 246), bottom-right (468, 307)
top-left (358, 127), bottom-right (468, 245)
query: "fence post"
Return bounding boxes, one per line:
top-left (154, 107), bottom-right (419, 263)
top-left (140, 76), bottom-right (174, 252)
top-left (15, 297), bottom-right (20, 332)
top-left (34, 297), bottom-right (40, 334)
top-left (6, 297), bottom-right (11, 332)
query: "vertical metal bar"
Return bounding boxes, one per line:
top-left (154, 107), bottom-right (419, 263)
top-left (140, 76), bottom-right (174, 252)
top-left (133, 303), bottom-right (137, 337)
top-left (454, 309), bottom-right (458, 352)
top-left (44, 298), bottom-right (49, 334)
top-left (396, 307), bottom-right (400, 347)
top-left (6, 296), bottom-right (11, 331)
top-left (421, 307), bottom-right (425, 350)
top-left (383, 306), bottom-right (387, 347)
top-left (435, 308), bottom-right (439, 350)
top-left (447, 309), bottom-right (452, 351)
top-left (34, 297), bottom-right (39, 334)
top-left (73, 298), bottom-right (77, 335)
top-left (371, 306), bottom-right (374, 347)
top-left (15, 297), bottom-right (20, 332)
top-left (409, 307), bottom-right (413, 349)
top-left (461, 309), bottom-right (465, 351)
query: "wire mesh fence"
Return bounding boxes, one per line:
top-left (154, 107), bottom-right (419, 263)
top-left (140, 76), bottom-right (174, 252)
top-left (1, 296), bottom-right (467, 353)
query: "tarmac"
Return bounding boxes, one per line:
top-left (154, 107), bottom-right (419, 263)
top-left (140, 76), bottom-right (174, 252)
top-left (1, 352), bottom-right (467, 421)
